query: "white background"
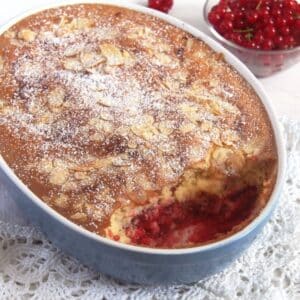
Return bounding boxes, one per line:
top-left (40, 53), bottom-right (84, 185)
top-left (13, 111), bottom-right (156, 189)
top-left (0, 0), bottom-right (299, 120)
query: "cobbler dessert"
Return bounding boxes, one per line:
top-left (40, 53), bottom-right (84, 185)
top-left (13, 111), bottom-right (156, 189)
top-left (0, 4), bottom-right (277, 248)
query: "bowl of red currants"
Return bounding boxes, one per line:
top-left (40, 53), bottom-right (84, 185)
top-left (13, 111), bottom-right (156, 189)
top-left (204, 0), bottom-right (300, 77)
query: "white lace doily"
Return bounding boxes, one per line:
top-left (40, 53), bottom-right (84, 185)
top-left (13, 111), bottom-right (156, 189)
top-left (0, 118), bottom-right (299, 300)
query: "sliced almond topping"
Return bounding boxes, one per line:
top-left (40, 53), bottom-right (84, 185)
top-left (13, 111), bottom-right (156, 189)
top-left (71, 158), bottom-right (113, 172)
top-left (89, 118), bottom-right (113, 133)
top-left (39, 159), bottom-right (54, 173)
top-left (100, 43), bottom-right (123, 66)
top-left (135, 173), bottom-right (156, 190)
top-left (243, 140), bottom-right (262, 156)
top-left (178, 103), bottom-right (200, 123)
top-left (179, 122), bottom-right (196, 134)
top-left (100, 111), bottom-right (113, 121)
top-left (80, 51), bottom-right (105, 68)
top-left (47, 86), bottom-right (65, 109)
top-left (36, 112), bottom-right (55, 125)
top-left (54, 194), bottom-right (69, 208)
top-left (127, 140), bottom-right (137, 149)
top-left (186, 38), bottom-right (194, 51)
top-left (62, 180), bottom-right (78, 192)
top-left (200, 120), bottom-right (213, 132)
top-left (63, 58), bottom-right (83, 71)
top-left (158, 121), bottom-right (174, 136)
top-left (63, 45), bottom-right (83, 57)
top-left (212, 147), bottom-right (245, 174)
top-left (94, 93), bottom-right (113, 107)
top-left (122, 50), bottom-right (135, 65)
top-left (18, 29), bottom-right (37, 42)
top-left (154, 52), bottom-right (173, 66)
top-left (99, 44), bottom-right (134, 66)
top-left (0, 99), bottom-right (5, 109)
top-left (90, 132), bottom-right (105, 142)
top-left (208, 101), bottom-right (222, 116)
top-left (72, 18), bottom-right (94, 30)
top-left (74, 171), bottom-right (88, 180)
top-left (221, 129), bottom-right (239, 146)
top-left (131, 122), bottom-right (158, 141)
top-left (49, 167), bottom-right (69, 185)
top-left (70, 212), bottom-right (87, 222)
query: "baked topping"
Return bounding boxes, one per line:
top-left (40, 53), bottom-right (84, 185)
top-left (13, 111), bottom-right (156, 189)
top-left (0, 4), bottom-right (277, 248)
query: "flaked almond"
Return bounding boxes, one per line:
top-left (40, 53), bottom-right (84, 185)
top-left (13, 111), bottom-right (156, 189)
top-left (100, 44), bottom-right (134, 66)
top-left (178, 103), bottom-right (200, 123)
top-left (127, 140), bottom-right (137, 149)
top-left (100, 111), bottom-right (113, 121)
top-left (100, 43), bottom-right (124, 66)
top-left (47, 86), bottom-right (65, 109)
top-left (200, 120), bottom-right (213, 132)
top-left (89, 118), bottom-right (113, 133)
top-left (54, 194), bottom-right (69, 208)
top-left (63, 58), bottom-right (83, 71)
top-left (131, 123), bottom-right (158, 141)
top-left (186, 38), bottom-right (194, 51)
top-left (179, 122), bottom-right (196, 134)
top-left (94, 93), bottom-right (113, 107)
top-left (72, 18), bottom-right (94, 30)
top-left (154, 52), bottom-right (172, 66)
top-left (71, 212), bottom-right (87, 222)
top-left (36, 112), bottom-right (55, 124)
top-left (63, 45), bottom-right (83, 57)
top-left (80, 51), bottom-right (105, 68)
top-left (62, 180), bottom-right (78, 192)
top-left (71, 158), bottom-right (113, 172)
top-left (221, 129), bottom-right (239, 146)
top-left (39, 159), bottom-right (54, 173)
top-left (0, 99), bottom-right (6, 110)
top-left (49, 167), bottom-right (69, 185)
top-left (74, 171), bottom-right (88, 180)
top-left (90, 132), bottom-right (105, 142)
top-left (18, 29), bottom-right (37, 42)
top-left (158, 121), bottom-right (174, 136)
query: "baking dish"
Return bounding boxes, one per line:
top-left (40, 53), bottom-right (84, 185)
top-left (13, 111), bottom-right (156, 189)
top-left (0, 0), bottom-right (286, 284)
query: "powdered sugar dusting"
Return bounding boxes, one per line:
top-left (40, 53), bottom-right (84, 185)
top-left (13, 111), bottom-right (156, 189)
top-left (0, 4), bottom-right (252, 233)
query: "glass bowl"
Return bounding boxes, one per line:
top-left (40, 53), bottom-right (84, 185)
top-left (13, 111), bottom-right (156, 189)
top-left (203, 0), bottom-right (300, 77)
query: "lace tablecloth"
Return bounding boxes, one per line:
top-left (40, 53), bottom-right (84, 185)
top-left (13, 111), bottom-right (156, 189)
top-left (0, 118), bottom-right (299, 300)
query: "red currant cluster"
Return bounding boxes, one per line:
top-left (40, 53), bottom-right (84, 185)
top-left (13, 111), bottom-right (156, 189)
top-left (148, 0), bottom-right (174, 13)
top-left (208, 0), bottom-right (300, 50)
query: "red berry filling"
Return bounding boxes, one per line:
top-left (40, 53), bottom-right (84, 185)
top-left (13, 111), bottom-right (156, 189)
top-left (148, 0), bottom-right (174, 13)
top-left (125, 186), bottom-right (258, 248)
top-left (208, 0), bottom-right (300, 50)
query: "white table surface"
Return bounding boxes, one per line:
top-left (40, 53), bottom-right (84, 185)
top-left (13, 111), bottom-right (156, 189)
top-left (0, 0), bottom-right (299, 120)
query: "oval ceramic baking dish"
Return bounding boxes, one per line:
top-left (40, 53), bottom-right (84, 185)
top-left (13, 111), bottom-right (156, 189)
top-left (0, 0), bottom-right (286, 285)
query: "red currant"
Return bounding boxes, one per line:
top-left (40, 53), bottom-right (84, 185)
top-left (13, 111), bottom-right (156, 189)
top-left (262, 39), bottom-right (274, 50)
top-left (148, 0), bottom-right (173, 13)
top-left (264, 25), bottom-right (276, 38)
top-left (207, 0), bottom-right (300, 51)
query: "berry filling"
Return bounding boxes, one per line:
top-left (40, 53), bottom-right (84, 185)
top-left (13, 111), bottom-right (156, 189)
top-left (208, 0), bottom-right (300, 50)
top-left (125, 186), bottom-right (258, 248)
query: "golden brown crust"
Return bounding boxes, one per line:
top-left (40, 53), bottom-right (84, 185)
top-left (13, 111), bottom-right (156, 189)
top-left (0, 4), bottom-right (277, 247)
